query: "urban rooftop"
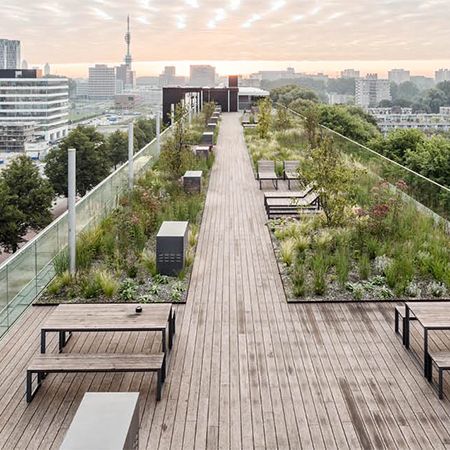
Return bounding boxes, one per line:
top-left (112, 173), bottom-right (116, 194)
top-left (0, 11), bottom-right (450, 450)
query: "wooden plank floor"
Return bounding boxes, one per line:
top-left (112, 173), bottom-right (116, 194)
top-left (1, 113), bottom-right (450, 449)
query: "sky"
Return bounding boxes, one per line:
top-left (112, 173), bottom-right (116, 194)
top-left (2, 0), bottom-right (450, 77)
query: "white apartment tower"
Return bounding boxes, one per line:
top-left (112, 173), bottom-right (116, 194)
top-left (189, 65), bottom-right (216, 87)
top-left (0, 39), bottom-right (21, 70)
top-left (0, 69), bottom-right (69, 143)
top-left (388, 69), bottom-right (410, 84)
top-left (340, 69), bottom-right (360, 79)
top-left (435, 69), bottom-right (450, 84)
top-left (88, 64), bottom-right (116, 99)
top-left (355, 74), bottom-right (391, 108)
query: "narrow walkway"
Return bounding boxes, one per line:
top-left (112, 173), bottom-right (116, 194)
top-left (0, 113), bottom-right (450, 449)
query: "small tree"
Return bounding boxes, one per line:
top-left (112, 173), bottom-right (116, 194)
top-left (257, 97), bottom-right (272, 139)
top-left (304, 137), bottom-right (356, 226)
top-left (274, 106), bottom-right (292, 131)
top-left (107, 130), bottom-right (128, 169)
top-left (202, 102), bottom-right (216, 125)
top-left (45, 126), bottom-right (111, 197)
top-left (159, 103), bottom-right (193, 179)
top-left (303, 105), bottom-right (320, 148)
top-left (2, 155), bottom-right (54, 237)
top-left (0, 179), bottom-right (24, 253)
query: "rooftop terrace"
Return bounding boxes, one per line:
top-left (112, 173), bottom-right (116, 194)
top-left (1, 113), bottom-right (450, 449)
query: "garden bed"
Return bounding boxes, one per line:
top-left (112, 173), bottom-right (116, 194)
top-left (245, 102), bottom-right (450, 303)
top-left (37, 105), bottom-right (217, 306)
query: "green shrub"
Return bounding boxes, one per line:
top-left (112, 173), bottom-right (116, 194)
top-left (94, 269), bottom-right (119, 298)
top-left (335, 245), bottom-right (350, 286)
top-left (47, 271), bottom-right (73, 295)
top-left (53, 249), bottom-right (69, 276)
top-left (80, 274), bottom-right (102, 299)
top-left (311, 252), bottom-right (329, 295)
top-left (291, 264), bottom-right (306, 297)
top-left (142, 249), bottom-right (158, 276)
top-left (119, 279), bottom-right (138, 301)
top-left (280, 238), bottom-right (296, 266)
top-left (358, 254), bottom-right (371, 280)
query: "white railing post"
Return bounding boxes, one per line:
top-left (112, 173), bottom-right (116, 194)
top-left (156, 108), bottom-right (161, 154)
top-left (128, 122), bottom-right (134, 190)
top-left (68, 148), bottom-right (76, 275)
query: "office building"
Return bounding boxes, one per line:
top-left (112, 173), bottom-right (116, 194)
top-left (340, 69), bottom-right (360, 79)
top-left (159, 66), bottom-right (186, 87)
top-left (0, 69), bottom-right (69, 143)
top-left (355, 74), bottom-right (391, 108)
top-left (190, 65), bottom-right (216, 87)
top-left (74, 79), bottom-right (89, 99)
top-left (435, 69), bottom-right (450, 84)
top-left (0, 39), bottom-right (21, 70)
top-left (0, 122), bottom-right (36, 153)
top-left (88, 64), bottom-right (116, 99)
top-left (388, 69), bottom-right (410, 84)
top-left (116, 64), bottom-right (135, 91)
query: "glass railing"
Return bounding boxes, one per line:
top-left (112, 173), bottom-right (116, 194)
top-left (0, 120), bottom-right (176, 338)
top-left (281, 105), bottom-right (450, 222)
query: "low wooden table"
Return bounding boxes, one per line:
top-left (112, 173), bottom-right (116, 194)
top-left (404, 302), bottom-right (450, 379)
top-left (40, 303), bottom-right (175, 358)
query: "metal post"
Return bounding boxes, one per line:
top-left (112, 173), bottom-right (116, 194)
top-left (170, 104), bottom-right (175, 126)
top-left (200, 90), bottom-right (203, 111)
top-left (128, 122), bottom-right (134, 190)
top-left (156, 108), bottom-right (161, 154)
top-left (188, 94), bottom-right (192, 124)
top-left (228, 90), bottom-right (230, 112)
top-left (68, 148), bottom-right (76, 275)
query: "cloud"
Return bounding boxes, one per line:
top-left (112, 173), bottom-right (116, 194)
top-left (3, 0), bottom-right (449, 64)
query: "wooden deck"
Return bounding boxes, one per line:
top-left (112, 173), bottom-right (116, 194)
top-left (1, 113), bottom-right (450, 449)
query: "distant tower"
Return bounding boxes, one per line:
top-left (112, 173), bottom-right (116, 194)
top-left (22, 59), bottom-right (28, 70)
top-left (44, 62), bottom-right (50, 76)
top-left (124, 15), bottom-right (132, 68)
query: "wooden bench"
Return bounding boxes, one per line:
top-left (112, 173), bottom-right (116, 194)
top-left (257, 160), bottom-right (278, 190)
top-left (429, 352), bottom-right (450, 399)
top-left (394, 305), bottom-right (417, 345)
top-left (264, 191), bottom-right (320, 219)
top-left (283, 161), bottom-right (300, 190)
top-left (26, 353), bottom-right (165, 403)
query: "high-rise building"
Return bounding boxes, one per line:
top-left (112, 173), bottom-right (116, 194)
top-left (159, 66), bottom-right (186, 87)
top-left (0, 69), bottom-right (69, 143)
top-left (88, 64), bottom-right (116, 99)
top-left (388, 69), bottom-right (410, 84)
top-left (0, 39), bottom-right (21, 69)
top-left (44, 63), bottom-right (51, 76)
top-left (355, 74), bottom-right (391, 108)
top-left (435, 69), bottom-right (450, 84)
top-left (116, 64), bottom-right (135, 91)
top-left (189, 65), bottom-right (216, 87)
top-left (340, 69), bottom-right (360, 79)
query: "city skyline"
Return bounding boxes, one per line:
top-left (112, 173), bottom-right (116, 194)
top-left (3, 0), bottom-right (450, 75)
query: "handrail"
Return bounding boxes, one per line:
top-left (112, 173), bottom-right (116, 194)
top-left (277, 103), bottom-right (450, 194)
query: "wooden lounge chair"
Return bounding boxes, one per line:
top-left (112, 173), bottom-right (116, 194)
top-left (283, 161), bottom-right (300, 190)
top-left (26, 353), bottom-right (165, 402)
top-left (264, 191), bottom-right (320, 219)
top-left (257, 160), bottom-right (278, 190)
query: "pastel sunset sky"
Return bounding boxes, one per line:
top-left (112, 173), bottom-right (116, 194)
top-left (2, 0), bottom-right (450, 77)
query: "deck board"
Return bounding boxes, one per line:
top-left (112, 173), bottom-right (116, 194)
top-left (0, 113), bottom-right (450, 449)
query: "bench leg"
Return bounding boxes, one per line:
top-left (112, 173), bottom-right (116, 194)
top-left (26, 371), bottom-right (42, 403)
top-left (40, 331), bottom-right (46, 354)
top-left (156, 370), bottom-right (162, 401)
top-left (394, 309), bottom-right (399, 334)
top-left (439, 369), bottom-right (444, 400)
top-left (259, 179), bottom-right (262, 190)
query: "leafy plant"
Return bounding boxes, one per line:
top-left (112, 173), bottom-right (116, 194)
top-left (94, 269), bottom-right (119, 298)
top-left (311, 252), bottom-right (329, 295)
top-left (141, 249), bottom-right (158, 276)
top-left (153, 274), bottom-right (169, 285)
top-left (335, 245), bottom-right (350, 286)
top-left (119, 279), bottom-right (138, 301)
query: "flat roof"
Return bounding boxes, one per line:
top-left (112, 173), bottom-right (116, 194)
top-left (238, 87), bottom-right (270, 97)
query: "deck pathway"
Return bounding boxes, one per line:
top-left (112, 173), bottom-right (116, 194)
top-left (0, 113), bottom-right (450, 449)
